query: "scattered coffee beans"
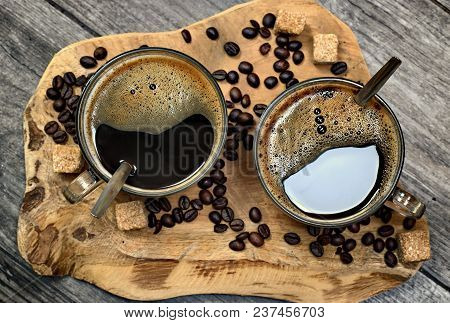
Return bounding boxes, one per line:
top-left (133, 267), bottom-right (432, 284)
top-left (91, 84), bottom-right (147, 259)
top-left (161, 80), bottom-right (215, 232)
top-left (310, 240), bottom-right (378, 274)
top-left (199, 189), bottom-right (214, 205)
top-left (262, 13), bottom-right (276, 28)
top-left (80, 56), bottom-right (97, 68)
top-left (378, 225), bottom-right (394, 237)
top-left (250, 19), bottom-right (260, 29)
top-left (242, 134), bottom-right (254, 150)
top-left (52, 75), bottom-right (64, 90)
top-left (274, 47), bottom-right (290, 59)
top-left (259, 27), bottom-right (271, 38)
top-left (212, 69), bottom-right (227, 81)
top-left (292, 51), bottom-right (304, 65)
top-left (161, 213), bottom-right (175, 228)
top-left (403, 217), bottom-right (416, 230)
top-left (340, 252), bottom-right (353, 264)
top-left (237, 112), bottom-right (254, 125)
top-left (226, 70), bottom-right (239, 84)
top-left (60, 84), bottom-right (73, 100)
top-left (52, 130), bottom-right (68, 144)
top-left (191, 199), bottom-right (203, 210)
top-left (236, 231), bottom-right (250, 241)
top-left (275, 34), bottom-right (289, 47)
top-left (310, 241), bottom-right (324, 257)
top-left (44, 121), bottom-right (59, 135)
top-left (249, 207), bottom-right (262, 223)
top-left (46, 88), bottom-right (60, 100)
top-left (238, 61), bottom-right (253, 74)
top-left (230, 219), bottom-right (245, 232)
top-left (347, 223), bottom-right (360, 233)
top-left (159, 197), bottom-right (171, 212)
top-left (385, 237), bottom-right (398, 251)
top-left (221, 207), bottom-right (234, 222)
top-left (253, 104), bottom-right (267, 117)
top-left (286, 78), bottom-right (299, 89)
top-left (75, 75), bottom-right (87, 86)
top-left (63, 72), bottom-right (76, 85)
top-left (213, 184), bottom-right (227, 197)
top-left (214, 223), bottom-right (228, 233)
top-left (213, 197), bottom-right (228, 210)
top-left (373, 238), bottom-right (385, 253)
top-left (307, 226), bottom-right (321, 237)
top-left (224, 150), bottom-right (238, 161)
top-left (153, 220), bottom-right (162, 234)
top-left (284, 232), bottom-right (300, 245)
top-left (148, 212), bottom-right (157, 228)
top-left (241, 94), bottom-right (251, 108)
top-left (198, 177), bottom-right (213, 189)
top-left (330, 233), bottom-right (345, 246)
top-left (242, 27), bottom-right (258, 39)
top-left (361, 232), bottom-right (375, 246)
top-left (214, 158), bottom-right (225, 169)
top-left (287, 40), bottom-right (302, 51)
top-left (94, 47), bottom-right (108, 60)
top-left (264, 76), bottom-right (278, 89)
top-left (384, 251), bottom-right (398, 268)
top-left (317, 234), bottom-right (331, 246)
top-left (145, 198), bottom-right (161, 213)
top-left (331, 61), bottom-right (347, 75)
top-left (181, 29), bottom-right (192, 43)
top-left (210, 169), bottom-right (225, 184)
top-left (249, 232), bottom-right (264, 247)
top-left (279, 70), bottom-right (294, 83)
top-left (206, 27), bottom-right (219, 40)
top-left (226, 100), bottom-right (234, 109)
top-left (224, 42), bottom-right (240, 56)
top-left (178, 195), bottom-right (190, 210)
top-left (343, 238), bottom-right (357, 252)
top-left (247, 73), bottom-right (260, 88)
top-left (183, 209), bottom-right (198, 222)
top-left (229, 239), bottom-right (245, 251)
top-left (230, 87), bottom-right (243, 103)
top-left (259, 42), bottom-right (271, 55)
top-left (359, 217), bottom-right (371, 226)
top-left (209, 211), bottom-right (222, 224)
top-left (171, 208), bottom-right (183, 224)
top-left (273, 59), bottom-right (289, 72)
top-left (258, 223), bottom-right (270, 239)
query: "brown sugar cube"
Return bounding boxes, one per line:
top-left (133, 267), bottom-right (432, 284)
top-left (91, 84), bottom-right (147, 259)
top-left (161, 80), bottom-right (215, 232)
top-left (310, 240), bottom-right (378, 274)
top-left (313, 34), bottom-right (339, 64)
top-left (397, 230), bottom-right (431, 263)
top-left (52, 144), bottom-right (84, 173)
top-left (274, 10), bottom-right (306, 35)
top-left (115, 200), bottom-right (148, 231)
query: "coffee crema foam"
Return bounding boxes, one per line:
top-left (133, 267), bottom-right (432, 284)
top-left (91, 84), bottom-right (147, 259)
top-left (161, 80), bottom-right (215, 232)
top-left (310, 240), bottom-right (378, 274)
top-left (257, 82), bottom-right (402, 218)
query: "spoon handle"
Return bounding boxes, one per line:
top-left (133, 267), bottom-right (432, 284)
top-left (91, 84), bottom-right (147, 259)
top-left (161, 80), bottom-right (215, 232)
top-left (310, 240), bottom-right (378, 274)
top-left (354, 57), bottom-right (402, 106)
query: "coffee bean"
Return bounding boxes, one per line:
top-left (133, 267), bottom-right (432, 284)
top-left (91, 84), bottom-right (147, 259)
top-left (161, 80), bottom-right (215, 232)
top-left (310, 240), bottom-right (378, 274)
top-left (216, 176), bottom-right (228, 185)
top-left (259, 27), bottom-right (271, 38)
top-left (64, 121), bottom-right (76, 135)
top-left (249, 207), bottom-right (262, 223)
top-left (343, 238), bottom-right (357, 252)
top-left (183, 209), bottom-right (198, 222)
top-left (46, 88), bottom-right (60, 100)
top-left (385, 237), bottom-right (398, 251)
top-left (253, 104), bottom-right (267, 117)
top-left (242, 134), bottom-right (254, 150)
top-left (331, 61), bottom-right (348, 75)
top-left (80, 56), bottom-right (97, 68)
top-left (322, 228), bottom-right (333, 235)
top-left (52, 75), bottom-right (65, 90)
top-left (213, 197), bottom-right (228, 210)
top-left (153, 220), bottom-right (162, 234)
top-left (206, 27), bottom-right (219, 40)
top-left (215, 223), bottom-right (228, 233)
top-left (199, 189), bottom-right (213, 205)
top-left (274, 47), bottom-right (290, 59)
top-left (361, 232), bottom-right (375, 246)
top-left (230, 219), bottom-right (245, 232)
top-left (58, 110), bottom-right (72, 123)
top-left (259, 42), bottom-right (271, 55)
top-left (273, 59), bottom-right (289, 72)
top-left (262, 13), bottom-right (276, 28)
top-left (235, 124), bottom-right (249, 139)
top-left (161, 213), bottom-right (175, 228)
top-left (229, 239), bottom-right (245, 251)
top-left (264, 76), bottom-right (278, 89)
top-left (210, 169), bottom-right (225, 183)
top-left (279, 70), bottom-right (294, 84)
top-left (375, 206), bottom-right (392, 223)
top-left (213, 184), bottom-right (226, 198)
top-left (384, 251), bottom-right (398, 268)
top-left (258, 223), bottom-right (270, 239)
top-left (191, 199), bottom-right (203, 210)
top-left (335, 247), bottom-right (343, 255)
top-left (221, 207), bottom-right (234, 222)
top-left (228, 108), bottom-right (241, 122)
top-left (178, 195), bottom-right (190, 210)
top-left (242, 27), bottom-right (258, 39)
top-left (359, 217), bottom-right (371, 226)
top-left (284, 232), bottom-right (300, 245)
top-left (247, 73), bottom-right (260, 88)
top-left (60, 83), bottom-right (73, 100)
top-left (52, 130), bottom-right (68, 144)
top-left (158, 197), bottom-right (171, 212)
top-left (340, 252), bottom-right (353, 264)
top-left (225, 138), bottom-right (239, 151)
top-left (214, 158), bottom-right (225, 169)
top-left (238, 61), bottom-right (253, 74)
top-left (275, 34), bottom-right (289, 47)
top-left (317, 234), bottom-right (331, 246)
top-left (224, 150), bottom-right (238, 161)
top-left (145, 198), bottom-right (161, 213)
top-left (67, 95), bottom-right (80, 110)
top-left (171, 208), bottom-right (183, 224)
top-left (225, 101), bottom-right (234, 110)
top-left (148, 212), bottom-right (156, 228)
top-left (347, 223), bottom-right (360, 233)
top-left (307, 225), bottom-right (321, 237)
top-left (139, 44), bottom-right (149, 49)
top-left (224, 42), bottom-right (240, 56)
top-left (333, 227), bottom-right (346, 234)
top-left (44, 121), bottom-right (59, 135)
top-left (403, 217), bottom-right (416, 230)
top-left (73, 135), bottom-right (79, 144)
top-left (198, 177), bottom-right (213, 189)
top-left (286, 78), bottom-right (299, 89)
top-left (226, 70), bottom-right (239, 84)
top-left (241, 94), bottom-right (251, 108)
top-left (250, 19), bottom-right (260, 29)
top-left (287, 40), bottom-right (302, 51)
top-left (249, 232), bottom-right (264, 247)
top-left (181, 29), bottom-right (191, 43)
top-left (331, 233), bottom-right (345, 246)
top-left (292, 51), bottom-right (304, 65)
top-left (93, 46), bottom-right (107, 60)
top-left (236, 231), bottom-right (250, 241)
top-left (63, 72), bottom-right (76, 85)
top-left (75, 75), bottom-right (87, 87)
top-left (209, 211), bottom-right (221, 224)
top-left (212, 69), bottom-right (227, 81)
top-left (237, 112), bottom-right (254, 125)
top-left (230, 87), bottom-right (242, 103)
top-left (378, 225), bottom-right (394, 237)
top-left (373, 238), bottom-right (385, 253)
top-left (310, 241), bottom-right (324, 257)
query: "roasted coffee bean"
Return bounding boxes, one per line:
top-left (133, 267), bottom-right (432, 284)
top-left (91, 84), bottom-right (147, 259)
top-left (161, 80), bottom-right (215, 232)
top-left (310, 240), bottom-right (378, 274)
top-left (247, 73), bottom-right (260, 88)
top-left (73, 135), bottom-right (79, 144)
top-left (64, 121), bottom-right (76, 135)
top-left (242, 134), bottom-right (254, 150)
top-left (241, 94), bottom-right (251, 108)
top-left (60, 84), bottom-right (73, 100)
top-left (238, 61), bottom-right (253, 74)
top-left (191, 199), bottom-right (203, 210)
top-left (259, 27), bottom-right (271, 38)
top-left (235, 124), bottom-right (249, 139)
top-left (216, 176), bottom-right (228, 185)
top-left (242, 27), bottom-right (258, 39)
top-left (310, 241), bottom-right (324, 257)
top-left (153, 220), bottom-right (162, 234)
top-left (181, 29), bottom-right (192, 43)
top-left (361, 232), bottom-right (375, 246)
top-left (286, 78), bottom-right (299, 89)
top-left (322, 228), bottom-right (333, 235)
top-left (44, 121), bottom-right (59, 135)
top-left (279, 70), bottom-right (294, 84)
top-left (385, 237), bottom-right (398, 251)
top-left (158, 197), bottom-right (171, 212)
top-left (67, 95), bottom-right (80, 109)
top-left (273, 59), bottom-right (289, 72)
top-left (215, 223), bottom-right (228, 233)
top-left (258, 223), bottom-right (270, 239)
top-left (198, 177), bottom-right (213, 189)
top-left (284, 232), bottom-right (300, 245)
top-left (275, 34), bottom-right (289, 47)
top-left (145, 198), bottom-right (161, 213)
top-left (139, 44), bottom-right (149, 49)
top-left (262, 12), bottom-right (276, 28)
top-left (375, 205), bottom-right (392, 223)
top-left (343, 238), bottom-right (357, 252)
top-left (227, 123), bottom-right (237, 136)
top-left (171, 208), bottom-right (183, 224)
top-left (317, 234), bottom-right (331, 246)
top-left (209, 211), bottom-right (222, 224)
top-left (331, 233), bottom-right (345, 246)
top-left (148, 212), bottom-right (157, 228)
top-left (292, 50), bottom-right (304, 65)
top-left (237, 112), bottom-right (254, 125)
top-left (206, 27), bottom-right (219, 40)
top-left (178, 195), bottom-right (190, 210)
top-left (224, 42), bottom-right (240, 56)
top-left (183, 209), bottom-right (198, 222)
top-left (75, 75), bottom-right (87, 87)
top-left (359, 217), bottom-right (371, 226)
top-left (259, 42), bottom-right (271, 55)
top-left (253, 103), bottom-right (267, 117)
top-left (347, 223), bottom-right (360, 233)
top-left (330, 61), bottom-right (348, 75)
top-left (63, 72), bottom-right (76, 85)
top-left (210, 169), bottom-right (225, 183)
top-left (333, 227), bottom-right (346, 234)
top-left (199, 189), bottom-right (214, 205)
top-left (214, 158), bottom-right (225, 169)
top-left (307, 225), bottom-right (321, 237)
top-left (226, 100), bottom-right (234, 110)
top-left (249, 232), bottom-right (264, 247)
top-left (93, 46), bottom-right (107, 60)
top-left (230, 87), bottom-right (242, 103)
top-left (274, 47), bottom-right (290, 59)
top-left (80, 56), bottom-right (97, 68)
top-left (46, 87), bottom-right (60, 100)
top-left (373, 238), bottom-right (385, 253)
top-left (52, 130), bottom-right (68, 144)
top-left (223, 150), bottom-right (238, 161)
top-left (230, 219), bottom-right (245, 232)
top-left (236, 231), bottom-right (250, 241)
top-left (52, 75), bottom-right (65, 90)
top-left (228, 108), bottom-right (241, 122)
top-left (212, 197), bottom-right (228, 210)
top-left (403, 217), bottom-right (416, 230)
top-left (58, 110), bottom-right (72, 123)
top-left (250, 19), bottom-right (260, 29)
top-left (378, 224), bottom-right (394, 237)
top-left (264, 76), bottom-right (278, 89)
top-left (213, 184), bottom-right (226, 198)
top-left (161, 213), bottom-right (175, 228)
top-left (340, 252), bottom-right (353, 264)
top-left (225, 138), bottom-right (239, 150)
top-left (229, 239), bottom-right (245, 251)
top-left (221, 207), bottom-right (234, 222)
top-left (226, 70), bottom-right (239, 84)
top-left (287, 40), bottom-right (302, 51)
top-left (335, 247), bottom-right (343, 255)
top-left (212, 69), bottom-right (227, 81)
top-left (384, 251), bottom-right (398, 268)
top-left (249, 207), bottom-right (262, 223)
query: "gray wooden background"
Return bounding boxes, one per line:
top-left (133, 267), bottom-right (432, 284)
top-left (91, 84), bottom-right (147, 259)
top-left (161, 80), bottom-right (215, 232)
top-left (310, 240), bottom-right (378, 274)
top-left (0, 0), bottom-right (448, 302)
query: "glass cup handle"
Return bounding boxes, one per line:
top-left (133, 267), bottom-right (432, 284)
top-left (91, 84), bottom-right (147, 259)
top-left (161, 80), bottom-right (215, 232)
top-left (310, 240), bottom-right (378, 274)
top-left (384, 187), bottom-right (426, 219)
top-left (63, 169), bottom-right (102, 203)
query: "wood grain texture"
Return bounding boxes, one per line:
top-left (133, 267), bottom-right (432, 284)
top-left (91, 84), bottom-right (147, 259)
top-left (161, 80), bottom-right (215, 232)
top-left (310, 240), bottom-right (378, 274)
top-left (0, 0), bottom-right (449, 302)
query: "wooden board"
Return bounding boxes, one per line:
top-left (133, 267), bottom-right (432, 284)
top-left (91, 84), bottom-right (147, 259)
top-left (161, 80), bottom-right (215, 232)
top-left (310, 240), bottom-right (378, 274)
top-left (17, 0), bottom-right (430, 302)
